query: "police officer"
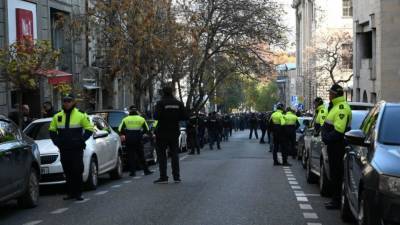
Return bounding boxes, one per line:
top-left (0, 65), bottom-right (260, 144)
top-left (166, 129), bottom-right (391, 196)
top-left (321, 84), bottom-right (351, 209)
top-left (259, 113), bottom-right (268, 144)
top-left (187, 114), bottom-right (200, 155)
top-left (284, 108), bottom-right (300, 159)
top-left (154, 85), bottom-right (187, 184)
top-left (249, 113), bottom-right (259, 139)
top-left (118, 106), bottom-right (153, 177)
top-left (313, 97), bottom-right (328, 135)
top-left (207, 112), bottom-right (221, 150)
top-left (270, 103), bottom-right (286, 165)
top-left (49, 94), bottom-right (94, 201)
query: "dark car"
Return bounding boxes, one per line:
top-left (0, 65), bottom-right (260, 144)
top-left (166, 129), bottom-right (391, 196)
top-left (304, 102), bottom-right (373, 196)
top-left (89, 110), bottom-right (156, 164)
top-left (296, 116), bottom-right (313, 166)
top-left (0, 115), bottom-right (40, 208)
top-left (341, 102), bottom-right (400, 225)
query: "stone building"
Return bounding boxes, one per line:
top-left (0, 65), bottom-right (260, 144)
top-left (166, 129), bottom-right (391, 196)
top-left (0, 0), bottom-right (86, 117)
top-left (353, 0), bottom-right (400, 103)
top-left (292, 0), bottom-right (353, 109)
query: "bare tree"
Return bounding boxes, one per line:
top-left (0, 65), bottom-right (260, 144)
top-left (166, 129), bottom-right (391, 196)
top-left (315, 31), bottom-right (353, 84)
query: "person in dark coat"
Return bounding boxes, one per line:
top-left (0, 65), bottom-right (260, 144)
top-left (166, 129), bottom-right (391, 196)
top-left (154, 86), bottom-right (188, 184)
top-left (259, 113), bottom-right (267, 144)
top-left (248, 113), bottom-right (259, 139)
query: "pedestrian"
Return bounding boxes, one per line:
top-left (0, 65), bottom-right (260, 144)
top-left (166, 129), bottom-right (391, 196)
top-left (321, 84), bottom-right (351, 209)
top-left (187, 114), bottom-right (201, 155)
top-left (259, 113), bottom-right (267, 144)
top-left (198, 114), bottom-right (206, 148)
top-left (154, 85), bottom-right (187, 184)
top-left (283, 108), bottom-right (300, 159)
top-left (48, 93), bottom-right (94, 201)
top-left (222, 115), bottom-right (230, 141)
top-left (42, 101), bottom-right (55, 118)
top-left (118, 106), bottom-right (153, 177)
top-left (248, 113), bottom-right (259, 139)
top-left (207, 112), bottom-right (221, 150)
top-left (266, 111), bottom-right (273, 144)
top-left (313, 97), bottom-right (328, 135)
top-left (270, 103), bottom-right (288, 166)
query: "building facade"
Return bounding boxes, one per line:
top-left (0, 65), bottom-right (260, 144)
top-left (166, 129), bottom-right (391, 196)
top-left (353, 0), bottom-right (400, 103)
top-left (293, 0), bottom-right (353, 109)
top-left (0, 0), bottom-right (86, 117)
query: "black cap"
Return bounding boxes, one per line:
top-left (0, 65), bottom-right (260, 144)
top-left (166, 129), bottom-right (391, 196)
top-left (62, 93), bottom-right (75, 101)
top-left (129, 105), bottom-right (137, 111)
top-left (276, 102), bottom-right (284, 110)
top-left (328, 84), bottom-right (344, 96)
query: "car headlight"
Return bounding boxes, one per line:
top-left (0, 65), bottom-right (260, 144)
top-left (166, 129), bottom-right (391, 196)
top-left (379, 174), bottom-right (400, 195)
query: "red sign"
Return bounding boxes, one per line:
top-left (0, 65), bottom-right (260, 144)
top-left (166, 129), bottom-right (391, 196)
top-left (16, 8), bottom-right (34, 41)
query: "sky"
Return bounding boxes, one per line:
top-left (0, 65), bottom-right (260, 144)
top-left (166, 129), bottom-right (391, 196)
top-left (279, 0), bottom-right (296, 52)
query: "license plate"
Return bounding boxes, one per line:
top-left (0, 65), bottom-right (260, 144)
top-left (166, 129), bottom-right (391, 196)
top-left (41, 167), bottom-right (49, 175)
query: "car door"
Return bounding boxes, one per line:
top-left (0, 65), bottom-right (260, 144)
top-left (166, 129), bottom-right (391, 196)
top-left (92, 117), bottom-right (108, 172)
top-left (348, 106), bottom-right (379, 206)
top-left (0, 120), bottom-right (25, 198)
top-left (99, 118), bottom-right (116, 170)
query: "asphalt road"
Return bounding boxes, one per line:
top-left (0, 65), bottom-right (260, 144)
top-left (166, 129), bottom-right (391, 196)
top-left (0, 131), bottom-right (354, 225)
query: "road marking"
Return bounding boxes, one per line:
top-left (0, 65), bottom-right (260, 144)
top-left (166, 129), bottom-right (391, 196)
top-left (291, 185), bottom-right (302, 189)
top-left (284, 171), bottom-right (292, 174)
top-left (289, 181), bottom-right (299, 185)
top-left (133, 176), bottom-right (142, 179)
top-left (307, 223), bottom-right (322, 225)
top-left (296, 196), bottom-right (309, 202)
top-left (123, 180), bottom-right (132, 183)
top-left (75, 198), bottom-right (90, 203)
top-left (304, 194), bottom-right (321, 197)
top-left (50, 208), bottom-right (69, 214)
top-left (23, 221), bottom-right (43, 225)
top-left (299, 204), bottom-right (313, 210)
top-left (303, 212), bottom-right (319, 219)
top-left (286, 174), bottom-right (294, 177)
top-left (111, 184), bottom-right (121, 188)
top-left (95, 190), bottom-right (109, 195)
top-left (295, 193), bottom-right (306, 197)
top-left (288, 177), bottom-right (296, 181)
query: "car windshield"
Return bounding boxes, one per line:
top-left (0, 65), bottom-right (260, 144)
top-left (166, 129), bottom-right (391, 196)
top-left (24, 122), bottom-right (50, 140)
top-left (379, 106), bottom-right (400, 145)
top-left (108, 112), bottom-right (127, 128)
top-left (351, 111), bottom-right (368, 129)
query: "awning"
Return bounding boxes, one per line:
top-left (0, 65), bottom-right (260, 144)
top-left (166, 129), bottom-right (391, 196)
top-left (37, 69), bottom-right (73, 85)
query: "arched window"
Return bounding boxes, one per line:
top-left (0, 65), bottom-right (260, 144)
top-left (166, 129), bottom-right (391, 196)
top-left (362, 91), bottom-right (368, 103)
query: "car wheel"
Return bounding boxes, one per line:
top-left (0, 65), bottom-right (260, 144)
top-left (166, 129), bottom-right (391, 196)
top-left (85, 158), bottom-right (98, 190)
top-left (110, 153), bottom-right (123, 179)
top-left (18, 168), bottom-right (39, 208)
top-left (319, 161), bottom-right (331, 197)
top-left (306, 158), bottom-right (317, 184)
top-left (357, 191), bottom-right (381, 225)
top-left (340, 182), bottom-right (355, 222)
top-left (301, 147), bottom-right (307, 169)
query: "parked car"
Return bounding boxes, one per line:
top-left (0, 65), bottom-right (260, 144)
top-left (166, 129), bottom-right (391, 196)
top-left (341, 102), bottom-right (400, 225)
top-left (89, 110), bottom-right (156, 164)
top-left (23, 115), bottom-right (123, 190)
top-left (304, 102), bottom-right (373, 196)
top-left (296, 116), bottom-right (313, 165)
top-left (0, 115), bottom-right (40, 208)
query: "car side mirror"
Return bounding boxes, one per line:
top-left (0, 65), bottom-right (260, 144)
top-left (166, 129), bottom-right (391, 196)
top-left (94, 130), bottom-right (108, 139)
top-left (345, 129), bottom-right (367, 146)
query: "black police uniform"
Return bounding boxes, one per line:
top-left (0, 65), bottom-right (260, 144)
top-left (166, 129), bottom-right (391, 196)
top-left (154, 96), bottom-right (187, 181)
top-left (207, 114), bottom-right (221, 150)
top-left (249, 114), bottom-right (259, 139)
top-left (187, 115), bottom-right (200, 154)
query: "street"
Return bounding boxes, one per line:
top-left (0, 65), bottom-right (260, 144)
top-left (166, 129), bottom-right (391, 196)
top-left (0, 131), bottom-right (352, 225)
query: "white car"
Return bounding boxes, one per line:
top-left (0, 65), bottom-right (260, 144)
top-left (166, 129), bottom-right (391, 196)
top-left (23, 115), bottom-right (123, 190)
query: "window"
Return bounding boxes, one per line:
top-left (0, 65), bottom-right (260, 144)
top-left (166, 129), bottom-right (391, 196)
top-left (341, 43), bottom-right (353, 69)
top-left (361, 32), bottom-right (372, 59)
top-left (343, 0), bottom-right (353, 17)
top-left (0, 120), bottom-right (19, 144)
top-left (378, 106), bottom-right (400, 145)
top-left (24, 122), bottom-right (50, 140)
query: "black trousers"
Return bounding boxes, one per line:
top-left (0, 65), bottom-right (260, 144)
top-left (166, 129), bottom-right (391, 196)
top-left (327, 142), bottom-right (345, 201)
top-left (208, 131), bottom-right (220, 149)
top-left (285, 127), bottom-right (296, 157)
top-left (260, 128), bottom-right (267, 142)
top-left (188, 134), bottom-right (200, 154)
top-left (126, 142), bottom-right (148, 174)
top-left (156, 136), bottom-right (180, 179)
top-left (249, 127), bottom-right (258, 139)
top-left (60, 149), bottom-right (84, 197)
top-left (272, 132), bottom-right (288, 163)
